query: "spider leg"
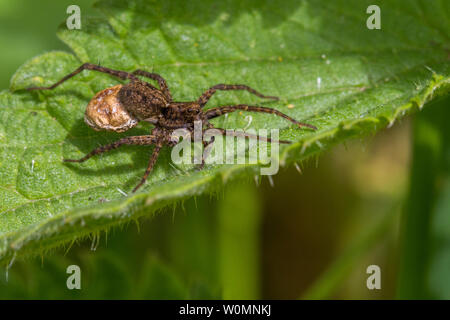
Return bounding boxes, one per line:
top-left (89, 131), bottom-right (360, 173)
top-left (197, 84), bottom-right (279, 106)
top-left (63, 135), bottom-right (158, 163)
top-left (27, 63), bottom-right (137, 91)
top-left (198, 135), bottom-right (216, 170)
top-left (210, 127), bottom-right (291, 144)
top-left (205, 104), bottom-right (317, 130)
top-left (132, 144), bottom-right (162, 192)
top-left (132, 70), bottom-right (172, 101)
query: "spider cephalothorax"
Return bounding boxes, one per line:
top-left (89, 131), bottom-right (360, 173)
top-left (27, 63), bottom-right (316, 192)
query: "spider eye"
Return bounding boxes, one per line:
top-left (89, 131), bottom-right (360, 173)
top-left (84, 85), bottom-right (139, 133)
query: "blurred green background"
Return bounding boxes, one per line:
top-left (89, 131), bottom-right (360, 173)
top-left (0, 0), bottom-right (448, 299)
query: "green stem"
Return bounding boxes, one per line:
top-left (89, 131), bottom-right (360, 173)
top-left (218, 182), bottom-right (261, 299)
top-left (396, 97), bottom-right (449, 299)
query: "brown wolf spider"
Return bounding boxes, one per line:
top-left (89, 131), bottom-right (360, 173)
top-left (27, 63), bottom-right (316, 192)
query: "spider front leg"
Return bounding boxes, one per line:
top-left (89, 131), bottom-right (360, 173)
top-left (132, 69), bottom-right (172, 101)
top-left (197, 84), bottom-right (279, 107)
top-left (195, 126), bottom-right (291, 172)
top-left (205, 104), bottom-right (317, 130)
top-left (211, 127), bottom-right (292, 144)
top-left (196, 127), bottom-right (290, 170)
top-left (27, 63), bottom-right (137, 91)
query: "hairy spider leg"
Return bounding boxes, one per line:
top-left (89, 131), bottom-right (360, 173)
top-left (197, 120), bottom-right (292, 168)
top-left (198, 135), bottom-right (216, 170)
top-left (205, 104), bottom-right (317, 130)
top-left (63, 135), bottom-right (158, 163)
top-left (132, 69), bottom-right (172, 101)
top-left (197, 84), bottom-right (279, 106)
top-left (210, 127), bottom-right (292, 144)
top-left (27, 63), bottom-right (138, 91)
top-left (63, 135), bottom-right (161, 192)
top-left (133, 144), bottom-right (162, 192)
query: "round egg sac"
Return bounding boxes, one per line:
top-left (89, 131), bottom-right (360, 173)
top-left (84, 84), bottom-right (139, 132)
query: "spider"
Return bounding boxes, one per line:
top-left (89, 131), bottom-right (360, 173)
top-left (27, 63), bottom-right (316, 192)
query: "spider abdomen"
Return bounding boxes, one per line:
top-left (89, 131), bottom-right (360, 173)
top-left (84, 84), bottom-right (138, 132)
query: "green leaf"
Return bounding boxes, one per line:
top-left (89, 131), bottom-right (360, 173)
top-left (1, 0), bottom-right (449, 264)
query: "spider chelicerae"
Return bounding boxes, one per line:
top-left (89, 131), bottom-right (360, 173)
top-left (27, 63), bottom-right (316, 192)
